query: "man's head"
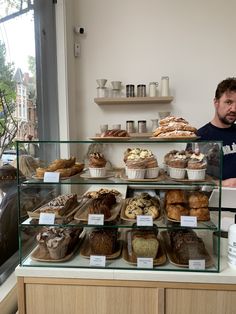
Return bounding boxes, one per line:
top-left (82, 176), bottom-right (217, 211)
top-left (214, 77), bottom-right (236, 126)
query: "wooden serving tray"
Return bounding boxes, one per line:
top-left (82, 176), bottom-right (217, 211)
top-left (122, 230), bottom-right (166, 266)
top-left (31, 232), bottom-right (85, 263)
top-left (27, 197), bottom-right (88, 220)
top-left (160, 230), bottom-right (214, 268)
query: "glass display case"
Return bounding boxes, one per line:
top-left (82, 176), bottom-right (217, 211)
top-left (16, 139), bottom-right (222, 273)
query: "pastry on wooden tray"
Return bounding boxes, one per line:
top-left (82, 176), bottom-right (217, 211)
top-left (36, 193), bottom-right (79, 217)
top-left (35, 157), bottom-right (84, 178)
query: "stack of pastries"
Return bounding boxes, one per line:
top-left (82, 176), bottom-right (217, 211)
top-left (165, 189), bottom-right (210, 221)
top-left (152, 116), bottom-right (197, 138)
top-left (124, 193), bottom-right (160, 219)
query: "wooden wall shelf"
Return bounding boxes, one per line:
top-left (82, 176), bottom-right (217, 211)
top-left (94, 96), bottom-right (174, 105)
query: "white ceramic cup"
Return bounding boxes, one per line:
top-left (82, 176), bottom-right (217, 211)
top-left (96, 79), bottom-right (107, 87)
top-left (111, 81), bottom-right (122, 90)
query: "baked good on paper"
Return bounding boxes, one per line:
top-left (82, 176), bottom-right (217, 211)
top-left (89, 152), bottom-right (106, 168)
top-left (187, 152), bottom-right (207, 169)
top-left (89, 228), bottom-right (118, 255)
top-left (36, 227), bottom-right (82, 260)
top-left (101, 129), bottom-right (129, 137)
top-left (131, 230), bottom-right (159, 258)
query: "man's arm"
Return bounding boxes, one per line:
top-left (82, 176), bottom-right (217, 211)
top-left (222, 178), bottom-right (236, 188)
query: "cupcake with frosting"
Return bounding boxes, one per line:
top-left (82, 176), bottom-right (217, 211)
top-left (168, 151), bottom-right (188, 179)
top-left (89, 152), bottom-right (107, 177)
top-left (187, 152), bottom-right (207, 180)
top-left (124, 148), bottom-right (159, 179)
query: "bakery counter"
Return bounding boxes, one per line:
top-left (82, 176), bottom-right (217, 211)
top-left (16, 261), bottom-right (236, 314)
top-left (14, 258), bottom-right (236, 284)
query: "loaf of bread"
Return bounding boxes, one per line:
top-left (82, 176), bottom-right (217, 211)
top-left (88, 193), bottom-right (116, 219)
top-left (131, 230), bottom-right (159, 258)
top-left (169, 229), bottom-right (207, 264)
top-left (89, 228), bottom-right (118, 255)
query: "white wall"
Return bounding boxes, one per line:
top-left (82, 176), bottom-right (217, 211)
top-left (57, 0), bottom-right (235, 163)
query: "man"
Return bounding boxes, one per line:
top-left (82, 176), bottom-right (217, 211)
top-left (197, 77), bottom-right (236, 187)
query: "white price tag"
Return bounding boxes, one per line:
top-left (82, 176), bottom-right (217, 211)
top-left (44, 172), bottom-right (60, 182)
top-left (39, 213), bottom-right (55, 225)
top-left (88, 214), bottom-right (104, 225)
top-left (180, 216), bottom-right (197, 227)
top-left (90, 255), bottom-right (106, 267)
top-left (137, 215), bottom-right (153, 226)
top-left (189, 259), bottom-right (205, 270)
top-left (137, 258), bottom-right (153, 269)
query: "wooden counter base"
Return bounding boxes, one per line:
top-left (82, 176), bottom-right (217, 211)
top-left (17, 276), bottom-right (236, 314)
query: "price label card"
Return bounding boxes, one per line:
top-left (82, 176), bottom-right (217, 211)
top-left (39, 213), bottom-right (55, 225)
top-left (90, 255), bottom-right (106, 267)
top-left (180, 216), bottom-right (197, 227)
top-left (137, 215), bottom-right (153, 226)
top-left (137, 258), bottom-right (153, 269)
top-left (44, 172), bottom-right (60, 182)
top-left (189, 259), bottom-right (205, 270)
top-left (88, 214), bottom-right (104, 225)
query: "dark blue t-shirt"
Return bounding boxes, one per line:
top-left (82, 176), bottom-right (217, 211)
top-left (197, 123), bottom-right (236, 180)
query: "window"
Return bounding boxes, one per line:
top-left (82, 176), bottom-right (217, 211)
top-left (0, 0), bottom-right (59, 284)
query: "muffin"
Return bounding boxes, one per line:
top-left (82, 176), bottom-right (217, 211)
top-left (89, 152), bottom-right (107, 177)
top-left (168, 151), bottom-right (188, 179)
top-left (187, 152), bottom-right (207, 180)
top-left (124, 148), bottom-right (159, 179)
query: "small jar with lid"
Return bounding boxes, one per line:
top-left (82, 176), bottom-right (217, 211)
top-left (137, 84), bottom-right (146, 97)
top-left (138, 120), bottom-right (147, 133)
top-left (126, 84), bottom-right (135, 97)
top-left (126, 120), bottom-right (135, 133)
top-left (160, 76), bottom-right (169, 96)
top-left (149, 82), bottom-right (158, 97)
